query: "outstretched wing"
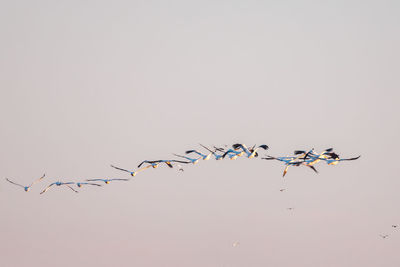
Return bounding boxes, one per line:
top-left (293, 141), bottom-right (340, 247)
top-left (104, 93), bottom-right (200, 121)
top-left (5, 178), bottom-right (25, 188)
top-left (65, 185), bottom-right (78, 193)
top-left (40, 183), bottom-right (56, 194)
top-left (30, 173), bottom-right (46, 187)
top-left (110, 165), bottom-right (132, 173)
top-left (86, 179), bottom-right (104, 182)
top-left (110, 178), bottom-right (129, 182)
top-left (170, 160), bottom-right (191, 164)
top-left (199, 144), bottom-right (215, 154)
top-left (340, 155), bottom-right (361, 161)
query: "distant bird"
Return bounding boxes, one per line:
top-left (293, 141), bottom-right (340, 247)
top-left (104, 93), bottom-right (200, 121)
top-left (76, 182), bottom-right (102, 188)
top-left (86, 178), bottom-right (129, 184)
top-left (380, 234), bottom-right (389, 239)
top-left (287, 207), bottom-right (294, 210)
top-left (232, 143), bottom-right (269, 158)
top-left (199, 144), bottom-right (224, 160)
top-left (110, 164), bottom-right (152, 176)
top-left (173, 154), bottom-right (200, 164)
top-left (185, 149), bottom-right (212, 160)
top-left (176, 164), bottom-right (185, 172)
top-left (279, 189), bottom-right (286, 192)
top-left (392, 225), bottom-right (398, 229)
top-left (5, 174), bottom-right (45, 192)
top-left (232, 241), bottom-right (240, 247)
top-left (40, 181), bottom-right (78, 194)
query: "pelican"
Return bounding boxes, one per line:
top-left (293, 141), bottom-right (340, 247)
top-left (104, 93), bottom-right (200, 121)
top-left (5, 173), bottom-right (45, 192)
top-left (233, 143), bottom-right (268, 158)
top-left (173, 154), bottom-right (200, 164)
top-left (76, 182), bottom-right (102, 188)
top-left (199, 144), bottom-right (224, 160)
top-left (185, 149), bottom-right (212, 160)
top-left (86, 178), bottom-right (129, 184)
top-left (110, 164), bottom-right (152, 176)
top-left (40, 181), bottom-right (78, 194)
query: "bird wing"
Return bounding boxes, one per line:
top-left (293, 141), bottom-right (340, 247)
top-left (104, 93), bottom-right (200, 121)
top-left (136, 165), bottom-right (152, 173)
top-left (65, 185), bottom-right (78, 193)
top-left (5, 178), bottom-right (25, 188)
top-left (86, 179), bottom-right (104, 182)
top-left (40, 183), bottom-right (55, 194)
top-left (199, 144), bottom-right (215, 154)
top-left (110, 178), bottom-right (129, 181)
top-left (84, 183), bottom-right (102, 187)
top-left (340, 155), bottom-right (361, 161)
top-left (138, 160), bottom-right (155, 168)
top-left (307, 165), bottom-right (318, 173)
top-left (110, 165), bottom-right (132, 173)
top-left (30, 173), bottom-right (46, 187)
top-left (170, 160), bottom-right (191, 164)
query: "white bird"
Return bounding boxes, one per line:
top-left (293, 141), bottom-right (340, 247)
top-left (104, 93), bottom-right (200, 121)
top-left (5, 174), bottom-right (46, 192)
top-left (40, 181), bottom-right (78, 194)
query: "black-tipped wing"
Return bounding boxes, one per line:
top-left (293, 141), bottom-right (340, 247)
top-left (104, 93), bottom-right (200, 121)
top-left (86, 179), bottom-right (104, 182)
top-left (258, 145), bottom-right (269, 150)
top-left (5, 178), bottom-right (25, 188)
top-left (65, 185), bottom-right (78, 193)
top-left (307, 165), bottom-right (318, 173)
top-left (111, 165), bottom-right (132, 173)
top-left (199, 144), bottom-right (214, 154)
top-left (341, 155), bottom-right (361, 161)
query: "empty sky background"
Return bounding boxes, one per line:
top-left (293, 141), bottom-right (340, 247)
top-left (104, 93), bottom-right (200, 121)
top-left (0, 0), bottom-right (399, 266)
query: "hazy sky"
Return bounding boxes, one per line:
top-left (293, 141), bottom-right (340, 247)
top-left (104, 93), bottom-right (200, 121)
top-left (1, 0), bottom-right (399, 266)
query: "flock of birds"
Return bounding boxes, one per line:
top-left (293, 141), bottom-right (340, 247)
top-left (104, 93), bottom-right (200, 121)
top-left (5, 142), bottom-right (397, 239)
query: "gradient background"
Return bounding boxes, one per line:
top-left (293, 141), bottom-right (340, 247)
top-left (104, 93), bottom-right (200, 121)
top-left (1, 0), bottom-right (399, 266)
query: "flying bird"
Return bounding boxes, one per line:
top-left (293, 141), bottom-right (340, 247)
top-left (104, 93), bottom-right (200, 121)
top-left (5, 174), bottom-right (46, 192)
top-left (86, 178), bottom-right (129, 184)
top-left (380, 234), bottom-right (389, 239)
top-left (40, 181), bottom-right (78, 194)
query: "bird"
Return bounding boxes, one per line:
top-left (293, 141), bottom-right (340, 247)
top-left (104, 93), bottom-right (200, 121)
top-left (287, 207), bottom-right (294, 210)
top-left (392, 225), bottom-right (398, 229)
top-left (232, 143), bottom-right (269, 158)
top-left (199, 144), bottom-right (224, 160)
top-left (5, 174), bottom-right (46, 192)
top-left (173, 154), bottom-right (200, 164)
top-left (185, 149), bottom-right (212, 160)
top-left (380, 234), bottom-right (389, 239)
top-left (40, 181), bottom-right (78, 194)
top-left (76, 182), bottom-right (102, 188)
top-left (86, 178), bottom-right (129, 184)
top-left (279, 189), bottom-right (286, 192)
top-left (232, 241), bottom-right (240, 247)
top-left (110, 164), bottom-right (152, 176)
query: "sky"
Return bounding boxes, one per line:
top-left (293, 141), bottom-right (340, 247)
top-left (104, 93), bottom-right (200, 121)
top-left (0, 0), bottom-right (399, 266)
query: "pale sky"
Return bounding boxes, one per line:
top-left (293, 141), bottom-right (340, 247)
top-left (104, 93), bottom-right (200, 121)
top-left (1, 0), bottom-right (399, 266)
